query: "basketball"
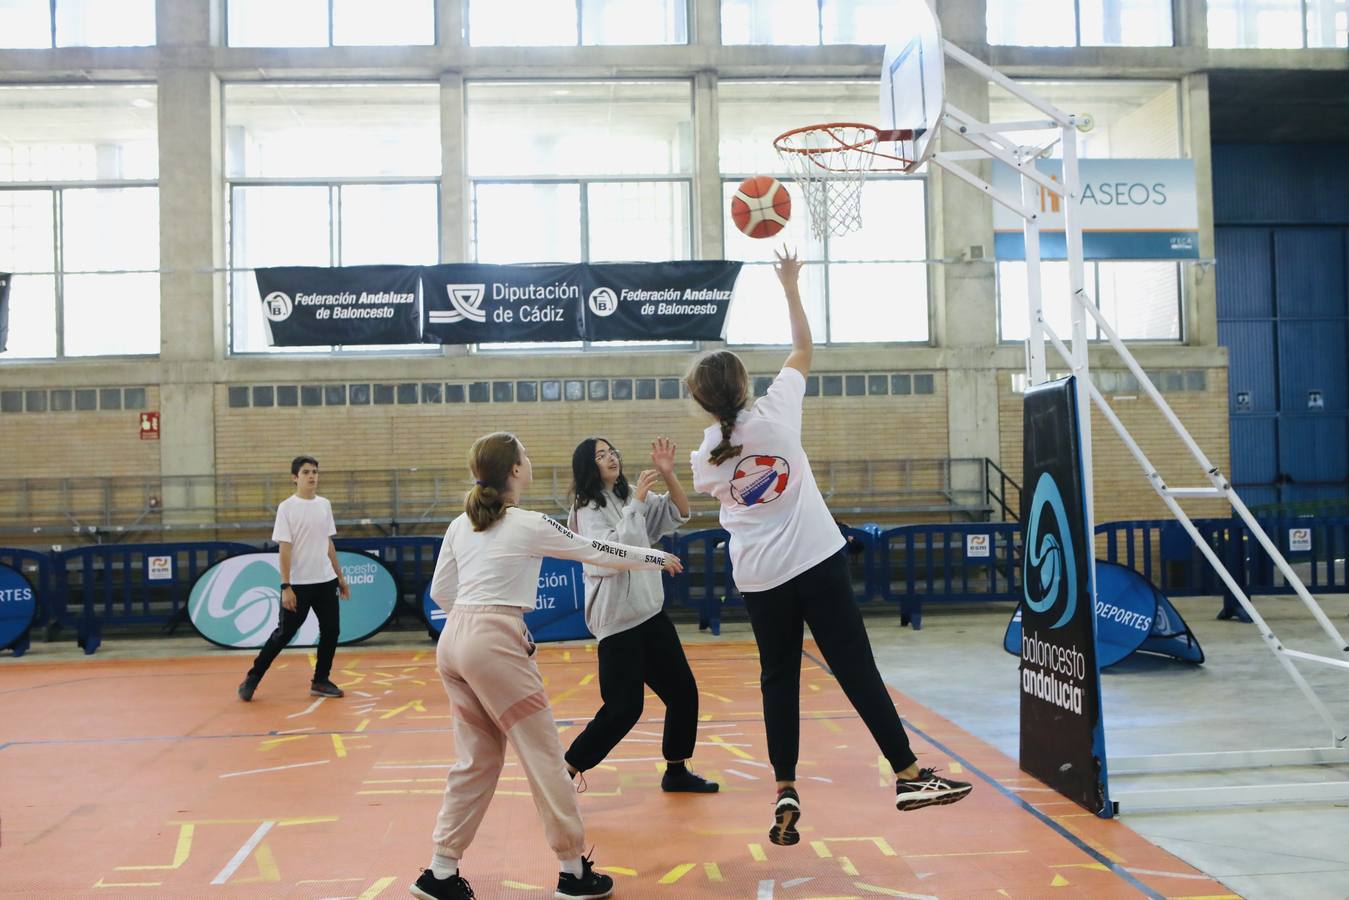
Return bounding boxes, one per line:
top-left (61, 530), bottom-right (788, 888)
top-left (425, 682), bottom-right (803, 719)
top-left (730, 175), bottom-right (792, 239)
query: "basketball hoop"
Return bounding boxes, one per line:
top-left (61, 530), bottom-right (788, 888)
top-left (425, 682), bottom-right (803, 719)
top-left (773, 123), bottom-right (915, 239)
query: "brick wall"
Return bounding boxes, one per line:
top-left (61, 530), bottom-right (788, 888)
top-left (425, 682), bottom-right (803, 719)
top-left (0, 386), bottom-right (161, 479)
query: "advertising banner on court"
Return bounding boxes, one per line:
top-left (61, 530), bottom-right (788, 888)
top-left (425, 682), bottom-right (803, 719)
top-left (0, 272), bottom-right (11, 353)
top-left (993, 159), bottom-right (1199, 260)
top-left (255, 265), bottom-right (421, 346)
top-left (577, 261), bottom-right (740, 342)
top-left (422, 261), bottom-right (742, 344)
top-left (422, 557), bottom-right (590, 643)
top-left (1020, 376), bottom-right (1112, 816)
top-left (187, 551), bottom-right (397, 648)
top-left (0, 562), bottom-right (38, 653)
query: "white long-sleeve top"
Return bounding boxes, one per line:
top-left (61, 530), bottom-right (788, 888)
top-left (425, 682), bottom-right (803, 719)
top-left (429, 506), bottom-right (669, 612)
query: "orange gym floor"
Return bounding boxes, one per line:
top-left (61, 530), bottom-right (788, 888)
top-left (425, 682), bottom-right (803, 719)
top-left (0, 641), bottom-right (1235, 899)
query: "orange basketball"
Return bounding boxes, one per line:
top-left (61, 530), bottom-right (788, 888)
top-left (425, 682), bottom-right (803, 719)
top-left (730, 175), bottom-right (792, 239)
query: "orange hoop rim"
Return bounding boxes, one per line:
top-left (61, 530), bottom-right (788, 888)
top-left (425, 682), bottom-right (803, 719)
top-left (772, 122), bottom-right (917, 173)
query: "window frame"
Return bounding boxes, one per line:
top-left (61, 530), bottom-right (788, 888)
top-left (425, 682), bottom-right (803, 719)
top-left (995, 259), bottom-right (1187, 345)
top-left (0, 0), bottom-right (157, 49)
top-left (467, 0), bottom-right (690, 47)
top-left (986, 0), bottom-right (1176, 48)
top-left (225, 0), bottom-right (438, 48)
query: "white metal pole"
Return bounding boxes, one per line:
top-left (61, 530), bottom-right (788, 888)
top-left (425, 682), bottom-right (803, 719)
top-left (1022, 169), bottom-right (1047, 385)
top-left (1060, 125), bottom-right (1096, 565)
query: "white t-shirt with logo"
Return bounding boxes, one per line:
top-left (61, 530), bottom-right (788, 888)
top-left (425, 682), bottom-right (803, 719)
top-left (272, 494), bottom-right (338, 585)
top-left (690, 366), bottom-right (844, 593)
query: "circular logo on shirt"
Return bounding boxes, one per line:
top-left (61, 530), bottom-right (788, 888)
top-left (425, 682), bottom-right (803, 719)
top-left (730, 455), bottom-right (791, 506)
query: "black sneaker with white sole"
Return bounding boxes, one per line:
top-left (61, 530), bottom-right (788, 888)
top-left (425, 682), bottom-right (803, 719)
top-left (555, 854), bottom-right (613, 899)
top-left (661, 766), bottom-right (719, 793)
top-left (768, 786), bottom-right (801, 846)
top-left (310, 680), bottom-right (344, 698)
top-left (895, 768), bottom-right (972, 811)
top-left (409, 868), bottom-right (474, 900)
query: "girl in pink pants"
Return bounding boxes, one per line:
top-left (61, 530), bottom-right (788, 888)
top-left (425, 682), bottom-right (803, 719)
top-left (411, 432), bottom-right (682, 900)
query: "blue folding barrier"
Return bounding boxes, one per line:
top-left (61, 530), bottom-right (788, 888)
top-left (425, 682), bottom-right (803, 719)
top-left (878, 523), bottom-right (1022, 630)
top-left (0, 547), bottom-right (63, 635)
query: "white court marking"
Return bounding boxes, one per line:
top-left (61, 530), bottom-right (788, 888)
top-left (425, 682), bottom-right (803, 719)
top-left (210, 821), bottom-right (274, 884)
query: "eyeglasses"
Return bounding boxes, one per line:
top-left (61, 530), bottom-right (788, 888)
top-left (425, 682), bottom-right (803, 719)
top-left (594, 448), bottom-right (621, 462)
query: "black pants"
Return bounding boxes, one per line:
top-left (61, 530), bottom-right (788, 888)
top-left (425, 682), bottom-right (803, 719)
top-left (565, 611), bottom-right (700, 772)
top-left (743, 550), bottom-right (916, 782)
top-left (246, 579), bottom-right (340, 684)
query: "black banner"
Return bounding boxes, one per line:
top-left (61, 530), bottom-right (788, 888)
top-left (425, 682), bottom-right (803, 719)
top-left (578, 261), bottom-right (739, 342)
top-left (422, 263), bottom-right (579, 344)
top-left (255, 265), bottom-right (421, 346)
top-left (423, 261), bottom-right (740, 344)
top-left (1020, 376), bottom-right (1111, 816)
top-left (0, 272), bottom-right (10, 353)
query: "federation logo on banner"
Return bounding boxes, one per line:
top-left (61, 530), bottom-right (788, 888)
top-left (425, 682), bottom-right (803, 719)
top-left (578, 261), bottom-right (740, 342)
top-left (588, 287), bottom-right (619, 317)
top-left (255, 265), bottom-right (422, 346)
top-left (262, 291), bottom-right (294, 322)
top-left (430, 284), bottom-right (488, 324)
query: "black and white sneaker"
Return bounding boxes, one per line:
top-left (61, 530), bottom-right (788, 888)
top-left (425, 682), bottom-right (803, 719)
top-left (310, 680), bottom-right (344, 698)
top-left (895, 768), bottom-right (972, 811)
top-left (768, 787), bottom-right (801, 846)
top-left (409, 868), bottom-right (475, 900)
top-left (555, 854), bottom-right (613, 899)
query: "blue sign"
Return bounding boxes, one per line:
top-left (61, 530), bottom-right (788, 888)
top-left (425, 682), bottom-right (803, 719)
top-left (423, 557), bottom-right (590, 643)
top-left (187, 551), bottom-right (397, 648)
top-left (0, 562), bottom-right (38, 653)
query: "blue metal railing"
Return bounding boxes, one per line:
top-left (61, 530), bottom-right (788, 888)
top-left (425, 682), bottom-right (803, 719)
top-left (878, 523), bottom-right (1022, 630)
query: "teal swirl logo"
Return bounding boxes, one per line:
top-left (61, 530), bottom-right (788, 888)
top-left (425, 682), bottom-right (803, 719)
top-left (1024, 472), bottom-right (1077, 629)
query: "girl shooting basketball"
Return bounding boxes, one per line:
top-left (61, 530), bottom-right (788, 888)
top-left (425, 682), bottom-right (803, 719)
top-left (686, 247), bottom-right (971, 847)
top-left (412, 432), bottom-right (683, 900)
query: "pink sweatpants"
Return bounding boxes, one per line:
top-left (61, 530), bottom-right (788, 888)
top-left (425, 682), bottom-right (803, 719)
top-left (431, 604), bottom-right (586, 863)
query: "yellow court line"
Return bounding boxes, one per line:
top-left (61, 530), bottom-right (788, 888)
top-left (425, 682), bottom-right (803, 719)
top-left (355, 718), bottom-right (370, 732)
top-left (703, 862), bottom-right (723, 882)
top-left (233, 842), bottom-right (280, 884)
top-left (501, 880), bottom-right (543, 890)
top-left (362, 778), bottom-right (444, 784)
top-left (357, 789), bottom-right (442, 795)
top-left (94, 878), bottom-right (162, 888)
top-left (838, 855), bottom-right (859, 876)
top-left (748, 843), bottom-right (767, 862)
top-left (115, 823), bottom-right (194, 871)
top-left (598, 867), bottom-right (637, 877)
top-left (332, 734), bottom-right (347, 757)
top-left (709, 735), bottom-right (753, 760)
top-left (811, 841), bottom-right (833, 858)
top-left (905, 849), bottom-right (1030, 859)
top-left (658, 863), bottom-right (696, 884)
top-left (165, 817), bottom-right (336, 827)
top-left (356, 876), bottom-right (399, 899)
top-left (579, 673), bottom-right (595, 685)
top-left (259, 735), bottom-right (309, 751)
top-left (700, 690), bottom-right (734, 703)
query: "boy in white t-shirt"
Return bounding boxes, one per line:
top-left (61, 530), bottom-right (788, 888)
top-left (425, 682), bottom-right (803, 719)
top-left (687, 247), bottom-right (972, 847)
top-left (237, 456), bottom-right (350, 701)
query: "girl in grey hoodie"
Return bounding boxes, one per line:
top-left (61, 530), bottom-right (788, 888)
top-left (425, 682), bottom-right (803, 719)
top-left (562, 435), bottom-right (719, 794)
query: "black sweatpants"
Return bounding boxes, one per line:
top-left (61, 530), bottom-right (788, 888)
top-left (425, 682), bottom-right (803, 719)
top-left (742, 550), bottom-right (916, 782)
top-left (565, 611), bottom-right (700, 772)
top-left (246, 578), bottom-right (341, 684)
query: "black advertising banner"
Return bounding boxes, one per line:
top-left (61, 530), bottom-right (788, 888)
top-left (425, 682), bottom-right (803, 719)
top-left (0, 272), bottom-right (11, 353)
top-left (1020, 376), bottom-right (1112, 816)
top-left (578, 261), bottom-right (740, 342)
top-left (256, 265), bottom-right (421, 346)
top-left (422, 263), bottom-right (581, 344)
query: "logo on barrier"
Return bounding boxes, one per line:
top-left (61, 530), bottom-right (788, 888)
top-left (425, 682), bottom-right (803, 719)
top-left (966, 534), bottom-right (991, 558)
top-left (146, 555), bottom-right (173, 581)
top-left (262, 291), bottom-right (294, 322)
top-left (730, 455), bottom-right (791, 506)
top-left (1024, 472), bottom-right (1077, 630)
top-left (187, 552), bottom-right (396, 649)
top-left (1289, 527), bottom-right (1312, 552)
top-left (423, 557), bottom-right (589, 642)
top-left (430, 284), bottom-right (487, 324)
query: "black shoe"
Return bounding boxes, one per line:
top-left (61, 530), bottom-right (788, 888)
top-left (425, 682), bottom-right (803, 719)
top-left (410, 868), bottom-right (474, 900)
top-left (237, 679), bottom-right (257, 702)
top-left (555, 854), bottom-right (613, 899)
top-left (769, 787), bottom-right (801, 846)
top-left (661, 766), bottom-right (719, 793)
top-left (895, 768), bottom-right (973, 811)
top-left (310, 680), bottom-right (344, 698)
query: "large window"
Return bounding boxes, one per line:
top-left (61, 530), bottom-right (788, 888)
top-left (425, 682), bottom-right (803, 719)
top-left (467, 81), bottom-right (694, 350)
top-left (469, 0), bottom-right (687, 46)
top-left (0, 0), bottom-right (155, 48)
top-left (0, 85), bottom-right (159, 360)
top-left (1208, 0), bottom-right (1347, 48)
top-left (721, 0), bottom-right (898, 44)
top-left (987, 0), bottom-right (1173, 47)
top-left (227, 0), bottom-right (434, 47)
top-left (225, 83), bottom-right (440, 354)
top-left (989, 80), bottom-right (1183, 342)
top-left (719, 81), bottom-right (929, 345)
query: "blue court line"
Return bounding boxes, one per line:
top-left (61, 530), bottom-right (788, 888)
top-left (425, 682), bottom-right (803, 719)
top-left (802, 649), bottom-right (1165, 900)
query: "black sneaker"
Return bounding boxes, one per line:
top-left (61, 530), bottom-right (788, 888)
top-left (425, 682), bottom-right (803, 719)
top-left (895, 768), bottom-right (972, 811)
top-left (768, 786), bottom-right (801, 846)
top-left (555, 854), bottom-right (613, 899)
top-left (661, 766), bottom-right (719, 793)
top-left (410, 868), bottom-right (474, 900)
top-left (237, 679), bottom-right (257, 702)
top-left (310, 680), bottom-right (344, 698)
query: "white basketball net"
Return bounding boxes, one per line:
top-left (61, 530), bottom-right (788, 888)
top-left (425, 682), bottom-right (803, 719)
top-left (774, 124), bottom-right (884, 240)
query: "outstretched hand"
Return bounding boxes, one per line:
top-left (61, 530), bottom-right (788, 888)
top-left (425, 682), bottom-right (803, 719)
top-left (650, 436), bottom-right (677, 476)
top-left (773, 244), bottom-right (802, 290)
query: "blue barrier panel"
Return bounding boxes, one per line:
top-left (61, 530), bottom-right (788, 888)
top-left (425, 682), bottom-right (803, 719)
top-left (879, 523), bottom-right (1021, 630)
top-left (63, 541), bottom-right (257, 654)
top-left (335, 536), bottom-right (444, 624)
top-left (1095, 518), bottom-right (1248, 619)
top-left (1243, 516), bottom-right (1349, 597)
top-left (679, 528), bottom-right (736, 635)
top-left (0, 547), bottom-right (63, 634)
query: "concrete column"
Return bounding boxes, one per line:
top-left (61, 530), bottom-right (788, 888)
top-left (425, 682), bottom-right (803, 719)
top-left (692, 70), bottom-right (723, 263)
top-left (1181, 72), bottom-right (1218, 348)
top-left (692, 0), bottom-right (721, 45)
top-left (440, 72), bottom-right (467, 263)
top-left (156, 0), bottom-right (222, 522)
top-left (437, 0), bottom-right (465, 46)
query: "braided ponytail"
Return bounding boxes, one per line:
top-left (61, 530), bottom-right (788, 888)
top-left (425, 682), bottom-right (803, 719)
top-left (685, 351), bottom-right (749, 466)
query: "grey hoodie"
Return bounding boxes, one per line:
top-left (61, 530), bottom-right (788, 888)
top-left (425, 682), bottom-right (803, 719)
top-left (570, 488), bottom-right (689, 642)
